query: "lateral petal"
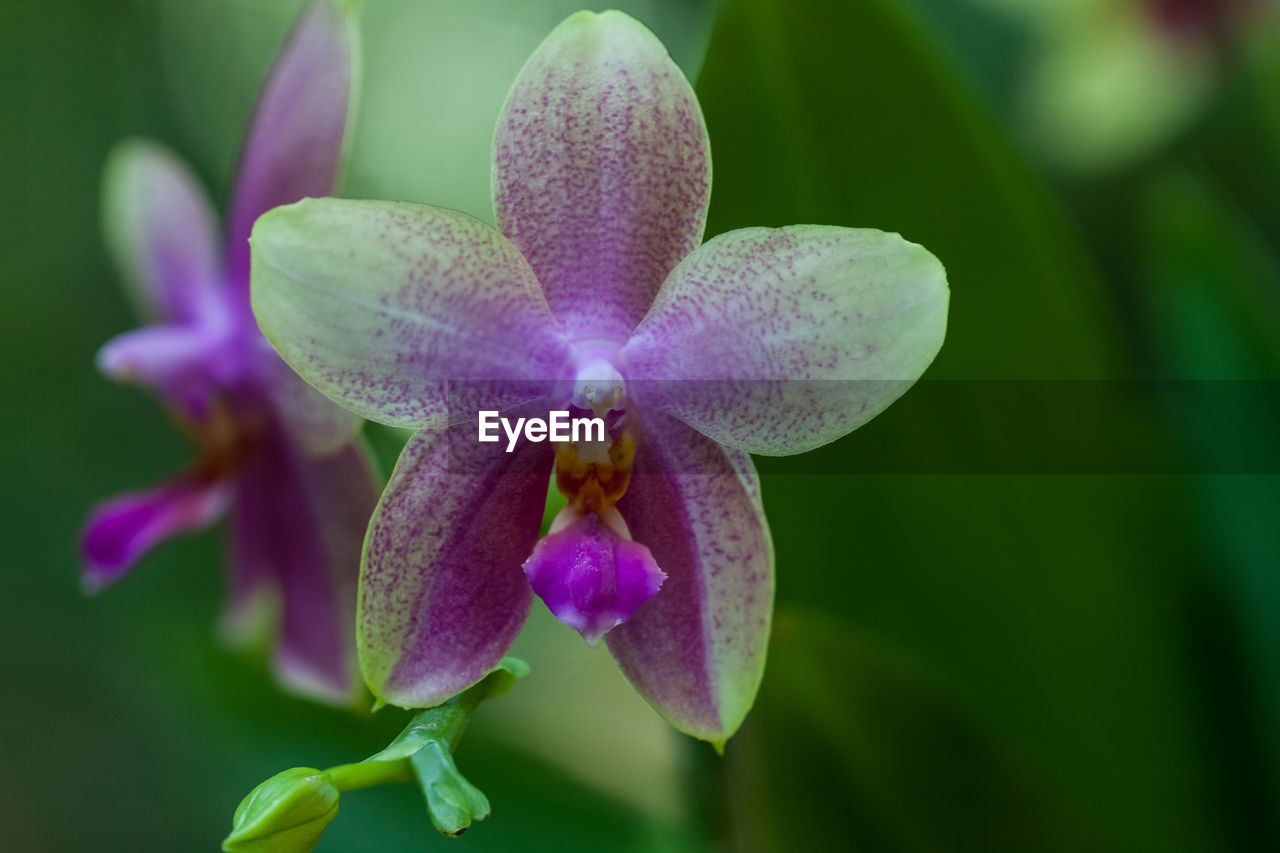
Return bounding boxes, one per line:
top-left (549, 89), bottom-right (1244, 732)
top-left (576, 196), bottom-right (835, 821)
top-left (251, 198), bottom-right (571, 428)
top-left (622, 226), bottom-right (949, 455)
top-left (96, 322), bottom-right (233, 419)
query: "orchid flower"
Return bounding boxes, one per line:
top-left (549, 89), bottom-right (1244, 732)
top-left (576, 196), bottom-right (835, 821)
top-left (250, 10), bottom-right (949, 743)
top-left (81, 0), bottom-right (377, 704)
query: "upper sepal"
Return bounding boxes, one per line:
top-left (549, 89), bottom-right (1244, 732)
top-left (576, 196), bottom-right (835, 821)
top-left (226, 0), bottom-right (360, 305)
top-left (493, 10), bottom-right (711, 343)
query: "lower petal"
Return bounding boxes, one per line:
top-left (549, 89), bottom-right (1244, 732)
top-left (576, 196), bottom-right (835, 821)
top-left (606, 411), bottom-right (774, 745)
top-left (227, 424), bottom-right (379, 705)
top-left (361, 421), bottom-right (552, 708)
top-left (81, 475), bottom-right (231, 591)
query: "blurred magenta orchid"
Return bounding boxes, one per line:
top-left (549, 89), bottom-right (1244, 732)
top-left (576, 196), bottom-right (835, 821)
top-left (250, 11), bottom-right (948, 742)
top-left (81, 0), bottom-right (377, 704)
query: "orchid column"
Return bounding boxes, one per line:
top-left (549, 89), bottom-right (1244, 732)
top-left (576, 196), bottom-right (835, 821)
top-left (81, 0), bottom-right (377, 704)
top-left (251, 10), bottom-right (949, 743)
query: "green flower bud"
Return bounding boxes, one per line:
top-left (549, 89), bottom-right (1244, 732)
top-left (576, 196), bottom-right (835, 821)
top-left (222, 767), bottom-right (339, 853)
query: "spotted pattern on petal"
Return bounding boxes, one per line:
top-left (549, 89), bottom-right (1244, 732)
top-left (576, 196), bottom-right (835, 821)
top-left (493, 10), bottom-right (711, 343)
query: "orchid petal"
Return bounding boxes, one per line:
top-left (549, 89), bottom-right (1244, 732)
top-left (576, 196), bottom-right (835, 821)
top-left (606, 411), bottom-right (773, 745)
top-left (493, 10), bottom-right (711, 343)
top-left (523, 509), bottom-right (666, 645)
top-left (226, 0), bottom-right (358, 308)
top-left (360, 424), bottom-right (552, 708)
top-left (622, 226), bottom-right (949, 455)
top-left (101, 139), bottom-right (222, 324)
top-left (251, 198), bottom-right (570, 428)
top-left (228, 424), bottom-right (378, 704)
top-left (96, 322), bottom-right (232, 418)
top-left (254, 341), bottom-right (364, 456)
top-left (81, 475), bottom-right (232, 591)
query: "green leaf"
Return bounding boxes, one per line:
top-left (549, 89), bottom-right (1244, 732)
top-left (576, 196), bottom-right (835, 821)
top-left (732, 608), bottom-right (1088, 852)
top-left (696, 0), bottom-right (1117, 379)
top-left (1140, 173), bottom-right (1280, 846)
top-left (1141, 174), bottom-right (1280, 379)
top-left (695, 3), bottom-right (1220, 850)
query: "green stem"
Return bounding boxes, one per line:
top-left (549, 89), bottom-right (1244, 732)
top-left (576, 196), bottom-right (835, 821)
top-left (325, 758), bottom-right (414, 792)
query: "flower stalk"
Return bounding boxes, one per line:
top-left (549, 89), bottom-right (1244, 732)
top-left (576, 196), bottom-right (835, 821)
top-left (223, 658), bottom-right (528, 851)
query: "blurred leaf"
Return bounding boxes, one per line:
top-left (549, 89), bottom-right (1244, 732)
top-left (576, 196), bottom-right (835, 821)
top-left (697, 0), bottom-right (1119, 380)
top-left (696, 2), bottom-right (1222, 850)
top-left (1140, 173), bottom-right (1280, 848)
top-left (1142, 174), bottom-right (1280, 379)
top-left (726, 608), bottom-right (1089, 852)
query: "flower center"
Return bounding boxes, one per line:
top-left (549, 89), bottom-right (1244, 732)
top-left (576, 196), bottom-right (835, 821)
top-left (554, 409), bottom-right (637, 513)
top-left (556, 352), bottom-right (635, 513)
top-left (174, 396), bottom-right (266, 484)
top-left (570, 355), bottom-right (626, 417)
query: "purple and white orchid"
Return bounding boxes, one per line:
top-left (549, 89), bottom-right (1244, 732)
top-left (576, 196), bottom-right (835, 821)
top-left (81, 0), bottom-right (378, 704)
top-left (250, 10), bottom-right (948, 742)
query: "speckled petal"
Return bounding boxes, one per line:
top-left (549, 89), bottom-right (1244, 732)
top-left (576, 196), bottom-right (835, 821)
top-left (251, 198), bottom-right (570, 428)
top-left (81, 475), bottom-right (232, 591)
top-left (523, 509), bottom-right (666, 645)
top-left (622, 226), bottom-right (949, 455)
top-left (360, 423), bottom-right (552, 708)
top-left (606, 410), bottom-right (773, 745)
top-left (227, 424), bottom-right (379, 704)
top-left (225, 0), bottom-right (358, 315)
top-left (254, 340), bottom-right (364, 456)
top-left (101, 139), bottom-right (222, 324)
top-left (493, 10), bottom-right (711, 344)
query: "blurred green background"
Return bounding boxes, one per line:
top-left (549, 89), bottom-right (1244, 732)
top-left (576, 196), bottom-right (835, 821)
top-left (4, 0), bottom-right (1280, 850)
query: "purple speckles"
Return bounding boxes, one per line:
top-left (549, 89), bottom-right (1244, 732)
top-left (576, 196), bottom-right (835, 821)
top-left (252, 199), bottom-right (571, 430)
top-left (246, 9), bottom-right (947, 743)
top-left (493, 10), bottom-right (710, 346)
top-left (364, 429), bottom-right (550, 708)
top-left (622, 225), bottom-right (948, 455)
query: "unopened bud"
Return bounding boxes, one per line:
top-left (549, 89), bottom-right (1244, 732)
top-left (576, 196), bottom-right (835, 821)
top-left (222, 767), bottom-right (339, 853)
